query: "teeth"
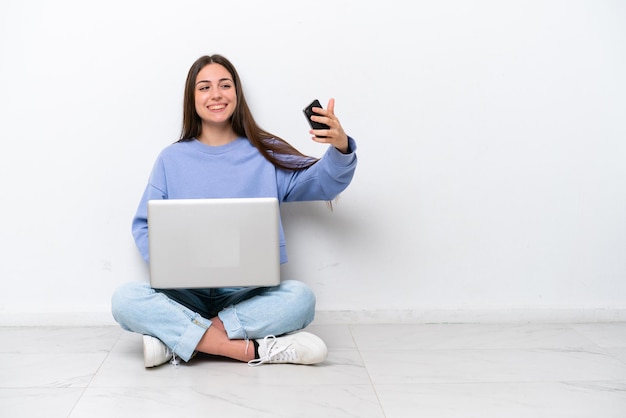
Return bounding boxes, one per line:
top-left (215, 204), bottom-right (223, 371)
top-left (209, 105), bottom-right (225, 110)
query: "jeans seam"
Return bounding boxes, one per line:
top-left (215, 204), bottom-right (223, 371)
top-left (157, 291), bottom-right (211, 331)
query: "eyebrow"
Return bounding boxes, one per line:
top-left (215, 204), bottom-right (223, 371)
top-left (195, 77), bottom-right (233, 86)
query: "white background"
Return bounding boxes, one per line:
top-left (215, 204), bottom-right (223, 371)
top-left (1, 0), bottom-right (625, 324)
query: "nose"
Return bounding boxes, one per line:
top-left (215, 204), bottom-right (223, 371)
top-left (209, 88), bottom-right (222, 100)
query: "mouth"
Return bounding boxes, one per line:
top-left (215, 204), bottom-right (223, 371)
top-left (208, 104), bottom-right (226, 111)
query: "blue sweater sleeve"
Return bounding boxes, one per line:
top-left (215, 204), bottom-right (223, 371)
top-left (131, 159), bottom-right (168, 263)
top-left (278, 137), bottom-right (357, 202)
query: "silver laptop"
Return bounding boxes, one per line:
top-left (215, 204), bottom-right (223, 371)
top-left (147, 197), bottom-right (281, 289)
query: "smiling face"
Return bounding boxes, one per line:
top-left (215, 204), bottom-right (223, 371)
top-left (194, 63), bottom-right (237, 129)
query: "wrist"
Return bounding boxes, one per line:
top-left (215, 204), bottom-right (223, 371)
top-left (334, 136), bottom-right (350, 154)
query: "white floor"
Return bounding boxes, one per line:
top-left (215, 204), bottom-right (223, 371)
top-left (1, 322), bottom-right (626, 417)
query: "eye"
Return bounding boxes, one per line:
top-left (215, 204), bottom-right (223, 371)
top-left (220, 83), bottom-right (232, 89)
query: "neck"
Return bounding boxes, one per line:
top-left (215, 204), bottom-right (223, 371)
top-left (197, 124), bottom-right (238, 146)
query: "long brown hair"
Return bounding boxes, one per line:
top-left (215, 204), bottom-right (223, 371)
top-left (179, 55), bottom-right (317, 171)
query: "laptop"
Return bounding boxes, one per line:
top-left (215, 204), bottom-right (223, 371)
top-left (147, 197), bottom-right (281, 289)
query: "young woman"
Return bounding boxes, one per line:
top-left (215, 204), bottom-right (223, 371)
top-left (111, 54), bottom-right (357, 367)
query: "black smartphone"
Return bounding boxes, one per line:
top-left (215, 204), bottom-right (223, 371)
top-left (303, 99), bottom-right (330, 132)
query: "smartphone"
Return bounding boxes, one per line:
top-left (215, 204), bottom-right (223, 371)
top-left (303, 99), bottom-right (330, 132)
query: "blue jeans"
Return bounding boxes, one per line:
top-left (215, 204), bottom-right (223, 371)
top-left (111, 280), bottom-right (316, 361)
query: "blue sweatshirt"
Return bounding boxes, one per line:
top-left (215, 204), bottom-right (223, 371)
top-left (132, 136), bottom-right (357, 264)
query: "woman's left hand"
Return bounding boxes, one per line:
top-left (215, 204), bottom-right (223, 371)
top-left (309, 98), bottom-right (350, 154)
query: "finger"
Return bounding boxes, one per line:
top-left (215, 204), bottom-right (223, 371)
top-left (326, 98), bottom-right (336, 115)
top-left (310, 134), bottom-right (326, 145)
top-left (310, 129), bottom-right (329, 139)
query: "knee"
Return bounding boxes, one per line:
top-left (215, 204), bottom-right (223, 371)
top-left (110, 282), bottom-right (152, 326)
top-left (281, 280), bottom-right (316, 325)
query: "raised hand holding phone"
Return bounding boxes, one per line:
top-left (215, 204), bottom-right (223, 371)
top-left (303, 98), bottom-right (349, 154)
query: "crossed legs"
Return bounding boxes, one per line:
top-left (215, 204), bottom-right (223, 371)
top-left (111, 280), bottom-right (317, 364)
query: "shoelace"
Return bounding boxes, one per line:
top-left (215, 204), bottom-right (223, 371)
top-left (248, 335), bottom-right (296, 367)
top-left (170, 352), bottom-right (180, 367)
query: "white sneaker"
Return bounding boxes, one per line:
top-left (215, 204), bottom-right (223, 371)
top-left (143, 335), bottom-right (173, 368)
top-left (248, 332), bottom-right (328, 366)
